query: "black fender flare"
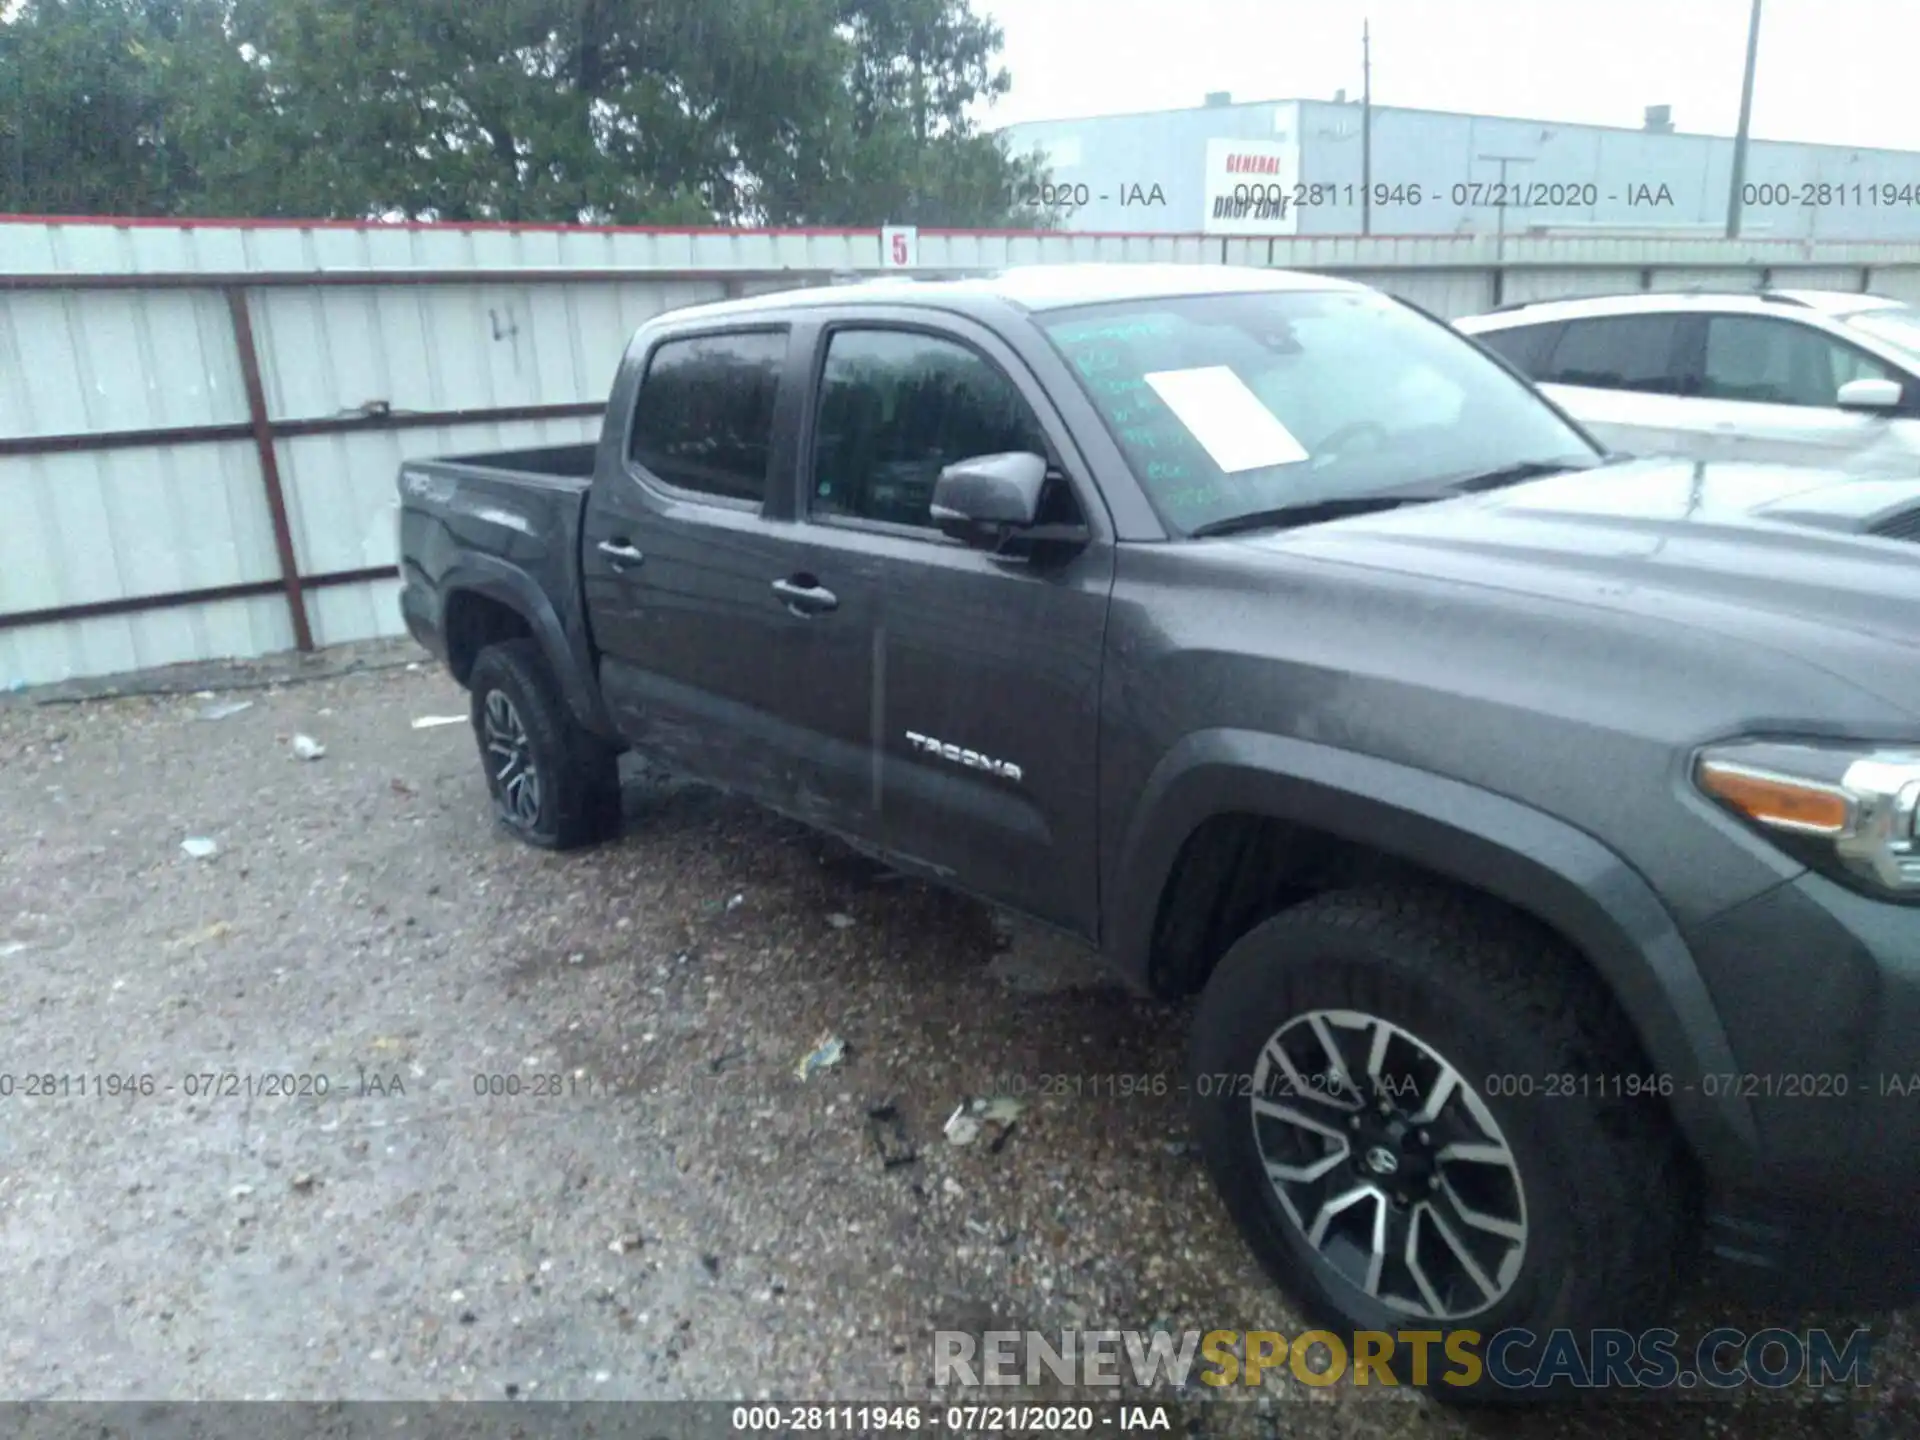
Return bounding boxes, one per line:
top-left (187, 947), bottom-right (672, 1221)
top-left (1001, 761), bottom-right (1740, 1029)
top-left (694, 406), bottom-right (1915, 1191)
top-left (438, 557), bottom-right (617, 739)
top-left (1108, 728), bottom-right (1756, 1172)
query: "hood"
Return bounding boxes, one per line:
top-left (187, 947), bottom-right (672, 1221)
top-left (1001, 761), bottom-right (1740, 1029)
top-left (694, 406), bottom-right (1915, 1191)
top-left (1247, 457), bottom-right (1920, 713)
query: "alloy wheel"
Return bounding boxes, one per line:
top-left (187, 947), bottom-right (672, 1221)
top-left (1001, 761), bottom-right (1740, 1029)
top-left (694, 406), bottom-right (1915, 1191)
top-left (1249, 1008), bottom-right (1528, 1321)
top-left (482, 689), bottom-right (542, 829)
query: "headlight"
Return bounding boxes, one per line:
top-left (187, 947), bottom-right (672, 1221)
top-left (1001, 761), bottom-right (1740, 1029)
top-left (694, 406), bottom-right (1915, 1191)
top-left (1695, 740), bottom-right (1920, 899)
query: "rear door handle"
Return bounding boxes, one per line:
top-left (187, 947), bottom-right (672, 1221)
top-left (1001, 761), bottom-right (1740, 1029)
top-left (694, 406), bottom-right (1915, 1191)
top-left (771, 576), bottom-right (838, 616)
top-left (597, 539), bottom-right (645, 569)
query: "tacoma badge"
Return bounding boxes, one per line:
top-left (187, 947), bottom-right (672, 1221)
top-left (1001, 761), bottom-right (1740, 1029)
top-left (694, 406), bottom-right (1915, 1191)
top-left (904, 731), bottom-right (1023, 783)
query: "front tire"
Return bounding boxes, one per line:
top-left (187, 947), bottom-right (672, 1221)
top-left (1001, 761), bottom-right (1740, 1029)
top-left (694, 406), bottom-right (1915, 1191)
top-left (1188, 883), bottom-right (1691, 1402)
top-left (468, 639), bottom-right (621, 850)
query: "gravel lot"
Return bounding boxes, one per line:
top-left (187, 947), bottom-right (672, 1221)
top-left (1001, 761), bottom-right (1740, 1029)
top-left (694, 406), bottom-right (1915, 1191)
top-left (0, 640), bottom-right (1913, 1437)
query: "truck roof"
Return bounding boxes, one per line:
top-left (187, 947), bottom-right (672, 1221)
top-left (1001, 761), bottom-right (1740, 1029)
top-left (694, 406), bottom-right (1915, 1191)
top-left (667, 263), bottom-right (1364, 323)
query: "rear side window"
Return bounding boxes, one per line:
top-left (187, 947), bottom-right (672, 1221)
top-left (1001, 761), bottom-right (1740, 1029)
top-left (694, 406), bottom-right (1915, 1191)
top-left (629, 330), bottom-right (787, 501)
top-left (1540, 315), bottom-right (1687, 394)
top-left (1472, 322), bottom-right (1561, 378)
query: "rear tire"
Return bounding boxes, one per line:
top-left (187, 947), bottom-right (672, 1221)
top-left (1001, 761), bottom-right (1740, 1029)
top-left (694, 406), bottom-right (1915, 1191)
top-left (1188, 883), bottom-right (1691, 1403)
top-left (468, 639), bottom-right (621, 851)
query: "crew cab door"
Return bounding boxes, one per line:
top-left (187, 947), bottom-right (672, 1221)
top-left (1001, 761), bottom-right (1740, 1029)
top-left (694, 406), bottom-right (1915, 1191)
top-left (1679, 312), bottom-right (1920, 475)
top-left (1529, 311), bottom-right (1703, 459)
top-left (789, 311), bottom-right (1116, 936)
top-left (580, 322), bottom-right (868, 811)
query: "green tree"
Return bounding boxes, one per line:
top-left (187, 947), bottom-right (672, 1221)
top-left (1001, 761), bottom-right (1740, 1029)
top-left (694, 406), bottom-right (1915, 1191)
top-left (0, 0), bottom-right (237, 214)
top-left (1, 0), bottom-right (1057, 226)
top-left (747, 0), bottom-right (1058, 226)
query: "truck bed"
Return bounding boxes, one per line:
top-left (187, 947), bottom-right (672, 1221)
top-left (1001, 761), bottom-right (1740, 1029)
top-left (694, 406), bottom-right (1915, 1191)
top-left (425, 443), bottom-right (598, 485)
top-left (396, 446), bottom-right (601, 707)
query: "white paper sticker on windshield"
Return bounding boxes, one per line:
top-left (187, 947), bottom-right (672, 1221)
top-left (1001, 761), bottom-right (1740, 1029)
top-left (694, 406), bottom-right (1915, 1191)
top-left (1143, 366), bottom-right (1310, 473)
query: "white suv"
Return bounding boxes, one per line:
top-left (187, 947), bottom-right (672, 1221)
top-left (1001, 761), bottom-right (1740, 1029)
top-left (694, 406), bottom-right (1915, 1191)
top-left (1455, 289), bottom-right (1920, 475)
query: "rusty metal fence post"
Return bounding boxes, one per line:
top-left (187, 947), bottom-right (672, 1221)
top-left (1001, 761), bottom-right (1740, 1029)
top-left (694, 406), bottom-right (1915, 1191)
top-left (224, 285), bottom-right (315, 652)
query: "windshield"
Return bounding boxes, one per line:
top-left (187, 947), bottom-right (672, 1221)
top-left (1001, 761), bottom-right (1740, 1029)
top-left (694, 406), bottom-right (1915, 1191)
top-left (1037, 289), bottom-right (1601, 534)
top-left (1842, 305), bottom-right (1920, 368)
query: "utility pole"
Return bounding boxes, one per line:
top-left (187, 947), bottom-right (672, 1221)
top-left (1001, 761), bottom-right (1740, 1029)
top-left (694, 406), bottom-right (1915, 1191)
top-left (1361, 19), bottom-right (1373, 236)
top-left (1727, 0), bottom-right (1764, 238)
top-left (1476, 152), bottom-right (1535, 279)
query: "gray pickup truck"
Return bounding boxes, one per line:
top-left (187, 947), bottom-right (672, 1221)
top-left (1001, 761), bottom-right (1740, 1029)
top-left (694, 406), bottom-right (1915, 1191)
top-left (399, 263), bottom-right (1920, 1393)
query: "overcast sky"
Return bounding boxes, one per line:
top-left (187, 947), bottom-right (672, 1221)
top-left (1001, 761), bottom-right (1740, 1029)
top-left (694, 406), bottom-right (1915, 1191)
top-left (976, 0), bottom-right (1919, 149)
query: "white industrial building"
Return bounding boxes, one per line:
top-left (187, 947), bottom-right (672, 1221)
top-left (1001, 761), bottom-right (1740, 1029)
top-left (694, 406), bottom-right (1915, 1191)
top-left (997, 95), bottom-right (1920, 240)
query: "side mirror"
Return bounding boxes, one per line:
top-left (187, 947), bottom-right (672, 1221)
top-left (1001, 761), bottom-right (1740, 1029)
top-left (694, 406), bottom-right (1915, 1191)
top-left (931, 452), bottom-right (1047, 537)
top-left (1837, 377), bottom-right (1904, 412)
top-left (930, 451), bottom-right (1090, 557)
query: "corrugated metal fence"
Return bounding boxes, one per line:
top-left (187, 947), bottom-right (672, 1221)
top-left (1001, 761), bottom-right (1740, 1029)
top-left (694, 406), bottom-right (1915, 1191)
top-left (8, 217), bottom-right (1920, 688)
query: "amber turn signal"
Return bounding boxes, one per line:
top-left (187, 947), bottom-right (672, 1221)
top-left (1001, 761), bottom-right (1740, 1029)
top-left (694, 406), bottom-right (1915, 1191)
top-left (1696, 760), bottom-right (1853, 835)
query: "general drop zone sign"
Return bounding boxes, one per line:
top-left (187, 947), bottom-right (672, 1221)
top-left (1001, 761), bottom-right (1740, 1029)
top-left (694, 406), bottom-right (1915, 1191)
top-left (1203, 137), bottom-right (1303, 237)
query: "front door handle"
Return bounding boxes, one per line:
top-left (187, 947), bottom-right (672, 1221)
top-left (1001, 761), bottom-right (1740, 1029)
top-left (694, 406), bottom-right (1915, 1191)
top-left (598, 539), bottom-right (645, 569)
top-left (771, 576), bottom-right (838, 616)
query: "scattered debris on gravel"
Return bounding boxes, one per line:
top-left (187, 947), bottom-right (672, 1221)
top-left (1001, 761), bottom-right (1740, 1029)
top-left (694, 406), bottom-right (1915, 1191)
top-left (0, 641), bottom-right (1909, 1436)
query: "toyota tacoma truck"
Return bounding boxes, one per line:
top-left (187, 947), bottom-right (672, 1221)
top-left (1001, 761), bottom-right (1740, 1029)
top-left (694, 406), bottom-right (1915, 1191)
top-left (399, 263), bottom-right (1920, 1393)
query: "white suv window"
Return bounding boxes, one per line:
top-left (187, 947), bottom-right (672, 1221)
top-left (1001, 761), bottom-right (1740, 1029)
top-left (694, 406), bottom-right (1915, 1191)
top-left (1700, 316), bottom-right (1898, 408)
top-left (1471, 322), bottom-right (1560, 377)
top-left (1540, 314), bottom-right (1687, 395)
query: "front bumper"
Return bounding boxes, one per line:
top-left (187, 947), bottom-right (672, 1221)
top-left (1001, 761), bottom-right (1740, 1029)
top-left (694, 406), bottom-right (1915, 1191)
top-left (1684, 871), bottom-right (1920, 1306)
